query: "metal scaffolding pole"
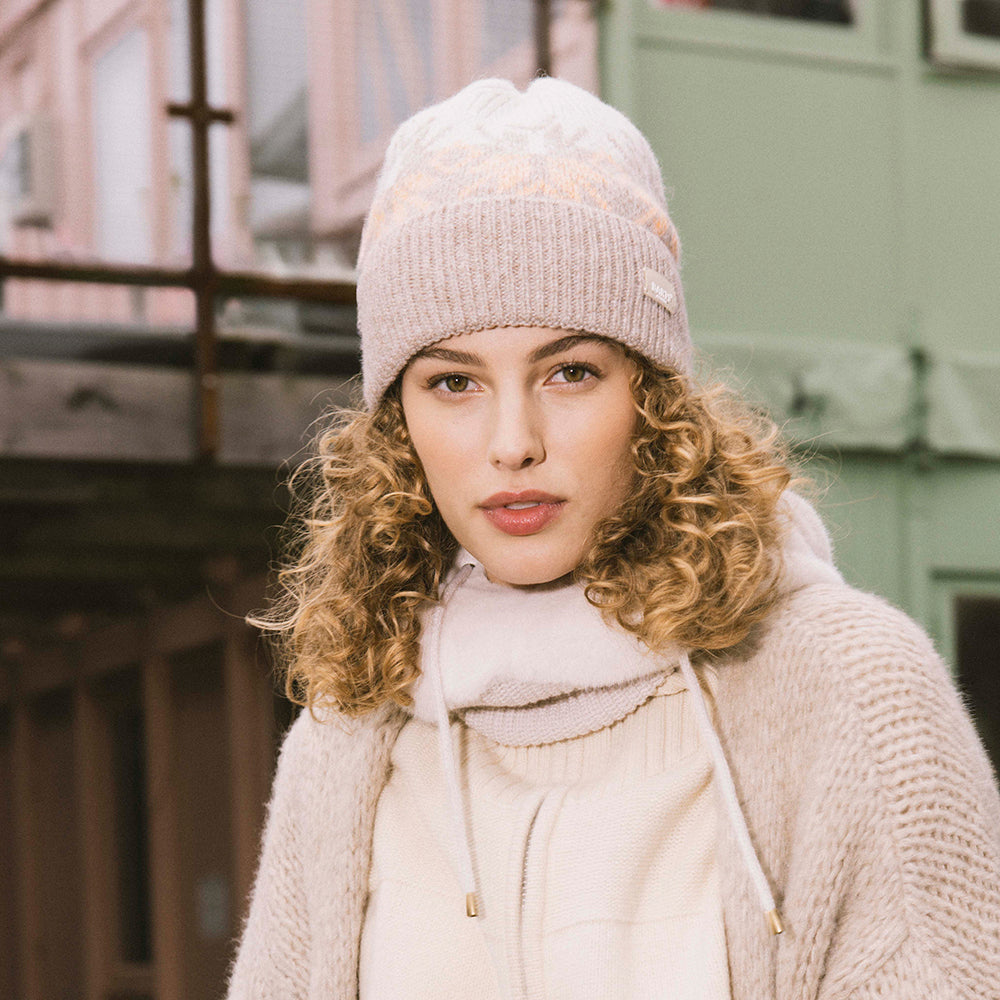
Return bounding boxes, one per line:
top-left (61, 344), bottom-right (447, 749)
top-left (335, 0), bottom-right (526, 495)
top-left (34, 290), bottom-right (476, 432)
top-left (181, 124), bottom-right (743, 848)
top-left (165, 0), bottom-right (235, 460)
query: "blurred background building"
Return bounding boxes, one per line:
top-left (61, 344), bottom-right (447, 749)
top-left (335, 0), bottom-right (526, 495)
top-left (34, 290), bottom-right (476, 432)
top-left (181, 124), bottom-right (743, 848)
top-left (1, 1), bottom-right (998, 997)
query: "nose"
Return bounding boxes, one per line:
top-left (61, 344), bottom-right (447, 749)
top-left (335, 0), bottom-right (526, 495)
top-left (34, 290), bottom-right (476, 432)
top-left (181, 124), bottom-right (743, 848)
top-left (487, 392), bottom-right (545, 471)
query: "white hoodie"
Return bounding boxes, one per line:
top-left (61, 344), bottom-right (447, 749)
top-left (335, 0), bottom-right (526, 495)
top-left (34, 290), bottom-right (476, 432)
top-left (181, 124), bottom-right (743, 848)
top-left (359, 493), bottom-right (843, 999)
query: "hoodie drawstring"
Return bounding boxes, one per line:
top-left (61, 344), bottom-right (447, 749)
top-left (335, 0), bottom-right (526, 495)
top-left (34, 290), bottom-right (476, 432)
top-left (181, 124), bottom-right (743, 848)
top-left (678, 650), bottom-right (784, 935)
top-left (426, 564), bottom-right (480, 917)
top-left (427, 568), bottom-right (782, 934)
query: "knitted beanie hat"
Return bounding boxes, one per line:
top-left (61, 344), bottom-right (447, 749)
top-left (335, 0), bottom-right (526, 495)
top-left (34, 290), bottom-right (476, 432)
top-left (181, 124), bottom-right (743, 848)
top-left (357, 77), bottom-right (691, 408)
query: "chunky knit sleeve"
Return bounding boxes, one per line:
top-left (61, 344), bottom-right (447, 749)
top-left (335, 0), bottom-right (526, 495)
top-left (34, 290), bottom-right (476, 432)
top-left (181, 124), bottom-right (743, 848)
top-left (835, 595), bottom-right (1000, 1000)
top-left (227, 711), bottom-right (312, 1000)
top-left (718, 584), bottom-right (1000, 1000)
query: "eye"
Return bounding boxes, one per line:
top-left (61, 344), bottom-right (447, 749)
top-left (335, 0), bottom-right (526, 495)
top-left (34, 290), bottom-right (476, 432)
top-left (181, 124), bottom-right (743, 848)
top-left (550, 363), bottom-right (597, 385)
top-left (429, 373), bottom-right (475, 393)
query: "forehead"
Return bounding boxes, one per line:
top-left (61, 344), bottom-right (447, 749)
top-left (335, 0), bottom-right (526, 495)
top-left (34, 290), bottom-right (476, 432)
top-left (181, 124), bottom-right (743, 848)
top-left (408, 327), bottom-right (624, 367)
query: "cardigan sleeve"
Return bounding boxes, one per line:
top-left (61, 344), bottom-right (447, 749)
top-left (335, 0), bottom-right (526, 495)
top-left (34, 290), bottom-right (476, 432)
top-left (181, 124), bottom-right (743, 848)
top-left (225, 701), bottom-right (406, 999)
top-left (829, 595), bottom-right (1000, 999)
top-left (227, 712), bottom-right (312, 1000)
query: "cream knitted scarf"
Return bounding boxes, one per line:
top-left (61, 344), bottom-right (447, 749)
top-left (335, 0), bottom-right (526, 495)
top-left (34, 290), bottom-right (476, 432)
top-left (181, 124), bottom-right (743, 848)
top-left (409, 559), bottom-right (676, 745)
top-left (408, 491), bottom-right (842, 746)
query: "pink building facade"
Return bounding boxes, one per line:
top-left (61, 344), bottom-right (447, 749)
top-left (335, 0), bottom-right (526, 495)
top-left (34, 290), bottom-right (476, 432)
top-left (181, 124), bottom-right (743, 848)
top-left (0, 0), bottom-right (597, 326)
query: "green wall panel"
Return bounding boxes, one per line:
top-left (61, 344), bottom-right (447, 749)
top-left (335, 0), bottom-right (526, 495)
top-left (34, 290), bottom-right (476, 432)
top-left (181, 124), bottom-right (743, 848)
top-left (599, 0), bottom-right (1000, 639)
top-left (923, 461), bottom-right (1000, 575)
top-left (806, 454), bottom-right (906, 605)
top-left (631, 44), bottom-right (898, 343)
top-left (909, 78), bottom-right (1000, 354)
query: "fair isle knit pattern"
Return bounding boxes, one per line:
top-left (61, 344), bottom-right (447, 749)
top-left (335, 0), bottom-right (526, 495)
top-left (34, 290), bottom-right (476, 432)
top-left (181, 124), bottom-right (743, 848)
top-left (227, 584), bottom-right (1000, 999)
top-left (357, 78), bottom-right (692, 407)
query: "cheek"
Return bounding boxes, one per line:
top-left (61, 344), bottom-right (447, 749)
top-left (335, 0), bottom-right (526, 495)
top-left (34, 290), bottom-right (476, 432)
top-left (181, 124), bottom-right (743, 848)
top-left (404, 412), bottom-right (469, 518)
top-left (584, 404), bottom-right (637, 503)
top-left (408, 427), bottom-right (448, 495)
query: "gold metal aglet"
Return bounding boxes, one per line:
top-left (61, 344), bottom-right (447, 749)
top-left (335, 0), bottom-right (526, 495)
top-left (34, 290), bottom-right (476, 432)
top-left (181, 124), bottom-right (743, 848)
top-left (766, 908), bottom-right (784, 936)
top-left (466, 892), bottom-right (479, 918)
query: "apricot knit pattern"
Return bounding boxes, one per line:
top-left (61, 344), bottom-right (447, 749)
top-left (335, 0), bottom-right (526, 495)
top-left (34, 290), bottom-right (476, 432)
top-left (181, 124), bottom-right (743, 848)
top-left (227, 583), bottom-right (1000, 999)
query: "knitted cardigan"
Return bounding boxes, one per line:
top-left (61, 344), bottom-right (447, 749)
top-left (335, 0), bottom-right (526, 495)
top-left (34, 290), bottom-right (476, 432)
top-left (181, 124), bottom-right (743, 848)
top-left (227, 582), bottom-right (1000, 999)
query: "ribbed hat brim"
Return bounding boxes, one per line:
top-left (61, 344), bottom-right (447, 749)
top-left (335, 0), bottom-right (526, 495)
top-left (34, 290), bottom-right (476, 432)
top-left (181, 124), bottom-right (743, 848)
top-left (359, 197), bottom-right (690, 407)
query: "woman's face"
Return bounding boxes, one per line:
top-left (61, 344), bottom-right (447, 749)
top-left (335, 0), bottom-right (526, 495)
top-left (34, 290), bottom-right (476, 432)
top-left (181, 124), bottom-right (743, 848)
top-left (400, 326), bottom-right (637, 587)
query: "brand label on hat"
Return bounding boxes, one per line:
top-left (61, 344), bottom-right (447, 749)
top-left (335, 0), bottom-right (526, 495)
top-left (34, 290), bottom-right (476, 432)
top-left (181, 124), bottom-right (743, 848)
top-left (642, 268), bottom-right (677, 314)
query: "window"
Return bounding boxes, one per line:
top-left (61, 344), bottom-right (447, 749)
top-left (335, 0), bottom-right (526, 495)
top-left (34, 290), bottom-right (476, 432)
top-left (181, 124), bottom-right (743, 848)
top-left (246, 0), bottom-right (595, 277)
top-left (1, 0), bottom-right (597, 280)
top-left (168, 0), bottom-right (230, 262)
top-left (0, 0), bottom-right (596, 459)
top-left (955, 595), bottom-right (1000, 776)
top-left (650, 0), bottom-right (856, 25)
top-left (929, 0), bottom-right (1000, 67)
top-left (964, 0), bottom-right (1000, 36)
top-left (92, 29), bottom-right (154, 263)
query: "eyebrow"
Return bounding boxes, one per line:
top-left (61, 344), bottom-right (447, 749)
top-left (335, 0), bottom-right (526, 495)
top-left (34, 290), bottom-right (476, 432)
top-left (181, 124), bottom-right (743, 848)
top-left (411, 333), bottom-right (607, 367)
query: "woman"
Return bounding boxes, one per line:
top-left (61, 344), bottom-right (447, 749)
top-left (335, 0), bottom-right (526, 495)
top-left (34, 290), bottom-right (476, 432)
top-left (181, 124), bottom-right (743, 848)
top-left (228, 78), bottom-right (1000, 999)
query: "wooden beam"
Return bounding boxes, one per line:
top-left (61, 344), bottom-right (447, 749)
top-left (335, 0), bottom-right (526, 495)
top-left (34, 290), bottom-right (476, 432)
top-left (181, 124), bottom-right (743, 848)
top-left (148, 590), bottom-right (229, 658)
top-left (74, 683), bottom-right (114, 1000)
top-left (224, 618), bottom-right (277, 916)
top-left (0, 457), bottom-right (290, 509)
top-left (0, 549), bottom-right (214, 584)
top-left (15, 646), bottom-right (75, 698)
top-left (143, 655), bottom-right (184, 1000)
top-left (16, 507), bottom-right (276, 552)
top-left (0, 256), bottom-right (357, 304)
top-left (12, 702), bottom-right (41, 1000)
top-left (0, 0), bottom-right (58, 50)
top-left (2, 578), bottom-right (270, 693)
top-left (0, 709), bottom-right (21, 996)
top-left (78, 620), bottom-right (146, 677)
top-left (0, 359), bottom-right (352, 466)
top-left (535, 0), bottom-right (553, 75)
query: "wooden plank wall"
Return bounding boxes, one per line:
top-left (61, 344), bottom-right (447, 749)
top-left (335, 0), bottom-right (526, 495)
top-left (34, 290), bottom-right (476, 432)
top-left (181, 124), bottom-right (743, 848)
top-left (0, 579), bottom-right (285, 1000)
top-left (0, 709), bottom-right (20, 999)
top-left (0, 360), bottom-right (354, 465)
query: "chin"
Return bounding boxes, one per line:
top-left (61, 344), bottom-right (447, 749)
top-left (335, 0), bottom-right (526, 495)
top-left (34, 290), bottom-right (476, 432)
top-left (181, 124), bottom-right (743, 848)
top-left (477, 545), bottom-right (581, 589)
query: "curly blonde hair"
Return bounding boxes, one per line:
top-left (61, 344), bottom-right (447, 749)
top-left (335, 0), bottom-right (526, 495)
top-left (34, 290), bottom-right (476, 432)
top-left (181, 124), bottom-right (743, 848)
top-left (255, 348), bottom-right (795, 717)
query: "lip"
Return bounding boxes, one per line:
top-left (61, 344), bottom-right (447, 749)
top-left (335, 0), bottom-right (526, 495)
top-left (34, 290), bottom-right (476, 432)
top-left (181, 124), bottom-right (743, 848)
top-left (479, 491), bottom-right (566, 536)
top-left (479, 490), bottom-right (564, 508)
